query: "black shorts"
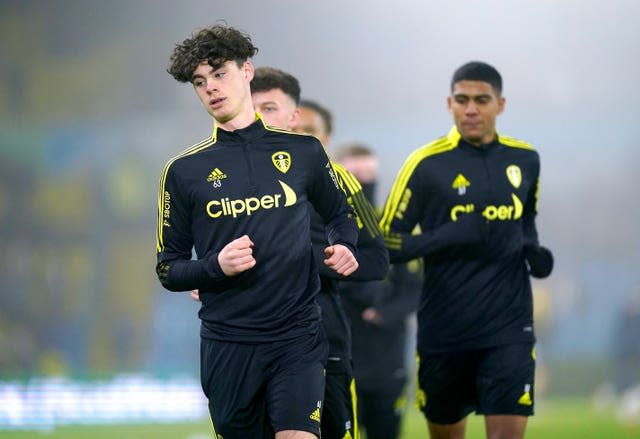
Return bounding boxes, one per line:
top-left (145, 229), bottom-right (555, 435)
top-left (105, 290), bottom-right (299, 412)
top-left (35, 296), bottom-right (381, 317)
top-left (417, 343), bottom-right (536, 424)
top-left (200, 329), bottom-right (328, 439)
top-left (322, 357), bottom-right (357, 439)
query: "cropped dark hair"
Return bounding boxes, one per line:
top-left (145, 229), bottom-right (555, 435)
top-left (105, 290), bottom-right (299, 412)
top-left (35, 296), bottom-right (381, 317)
top-left (451, 61), bottom-right (502, 95)
top-left (251, 67), bottom-right (301, 104)
top-left (299, 99), bottom-right (333, 136)
top-left (333, 142), bottom-right (375, 162)
top-left (167, 24), bottom-right (258, 83)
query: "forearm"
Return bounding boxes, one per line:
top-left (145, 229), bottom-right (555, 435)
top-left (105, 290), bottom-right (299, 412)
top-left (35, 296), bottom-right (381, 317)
top-left (325, 215), bottom-right (359, 257)
top-left (345, 236), bottom-right (389, 281)
top-left (156, 254), bottom-right (228, 292)
top-left (385, 232), bottom-right (435, 263)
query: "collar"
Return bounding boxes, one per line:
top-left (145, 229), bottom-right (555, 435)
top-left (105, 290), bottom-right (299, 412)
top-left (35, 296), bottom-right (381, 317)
top-left (447, 126), bottom-right (501, 151)
top-left (211, 113), bottom-right (268, 144)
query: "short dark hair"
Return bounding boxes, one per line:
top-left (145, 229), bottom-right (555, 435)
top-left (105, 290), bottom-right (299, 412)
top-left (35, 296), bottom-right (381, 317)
top-left (333, 142), bottom-right (375, 162)
top-left (451, 61), bottom-right (502, 95)
top-left (299, 99), bottom-right (333, 136)
top-left (250, 67), bottom-right (301, 104)
top-left (167, 24), bottom-right (258, 83)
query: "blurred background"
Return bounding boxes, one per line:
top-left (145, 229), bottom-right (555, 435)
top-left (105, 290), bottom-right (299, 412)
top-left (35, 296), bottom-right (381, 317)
top-left (1, 0), bottom-right (639, 431)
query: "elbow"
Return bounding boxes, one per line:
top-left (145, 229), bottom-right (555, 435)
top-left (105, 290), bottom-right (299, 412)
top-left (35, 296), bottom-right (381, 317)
top-left (158, 278), bottom-right (181, 292)
top-left (156, 261), bottom-right (180, 292)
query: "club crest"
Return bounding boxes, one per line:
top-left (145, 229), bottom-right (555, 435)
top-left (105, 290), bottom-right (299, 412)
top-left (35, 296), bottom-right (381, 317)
top-left (272, 151), bottom-right (291, 174)
top-left (506, 165), bottom-right (522, 188)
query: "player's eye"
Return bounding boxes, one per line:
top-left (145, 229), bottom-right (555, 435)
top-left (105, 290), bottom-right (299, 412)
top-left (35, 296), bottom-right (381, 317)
top-left (454, 96), bottom-right (468, 104)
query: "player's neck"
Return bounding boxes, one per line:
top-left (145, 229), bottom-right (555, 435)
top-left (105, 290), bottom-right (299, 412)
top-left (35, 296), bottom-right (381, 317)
top-left (216, 105), bottom-right (256, 132)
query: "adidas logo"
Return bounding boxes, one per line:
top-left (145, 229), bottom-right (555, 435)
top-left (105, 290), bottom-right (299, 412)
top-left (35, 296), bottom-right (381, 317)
top-left (518, 391), bottom-right (532, 406)
top-left (207, 167), bottom-right (228, 182)
top-left (518, 384), bottom-right (533, 406)
top-left (309, 408), bottom-right (321, 423)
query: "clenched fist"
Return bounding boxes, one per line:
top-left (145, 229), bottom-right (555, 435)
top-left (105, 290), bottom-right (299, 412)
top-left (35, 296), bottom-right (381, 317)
top-left (218, 235), bottom-right (256, 276)
top-left (324, 244), bottom-right (358, 276)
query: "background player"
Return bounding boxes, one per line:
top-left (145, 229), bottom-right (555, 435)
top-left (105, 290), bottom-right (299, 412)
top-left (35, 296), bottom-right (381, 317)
top-left (336, 143), bottom-right (421, 439)
top-left (252, 68), bottom-right (389, 439)
top-left (379, 61), bottom-right (553, 439)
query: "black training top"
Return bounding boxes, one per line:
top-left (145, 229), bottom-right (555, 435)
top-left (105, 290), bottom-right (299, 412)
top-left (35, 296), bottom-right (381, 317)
top-left (311, 163), bottom-right (389, 360)
top-left (156, 115), bottom-right (359, 343)
top-left (380, 126), bottom-right (541, 353)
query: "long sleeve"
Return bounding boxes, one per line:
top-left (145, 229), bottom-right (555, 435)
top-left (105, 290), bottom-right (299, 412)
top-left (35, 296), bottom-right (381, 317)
top-left (155, 161), bottom-right (231, 292)
top-left (307, 148), bottom-right (359, 256)
top-left (379, 150), bottom-right (430, 263)
top-left (522, 159), bottom-right (540, 249)
top-left (383, 213), bottom-right (488, 263)
top-left (313, 165), bottom-right (389, 281)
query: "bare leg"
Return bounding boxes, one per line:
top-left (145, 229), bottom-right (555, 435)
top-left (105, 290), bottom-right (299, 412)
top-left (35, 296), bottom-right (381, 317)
top-left (276, 430), bottom-right (318, 439)
top-left (427, 418), bottom-right (467, 439)
top-left (484, 415), bottom-right (527, 439)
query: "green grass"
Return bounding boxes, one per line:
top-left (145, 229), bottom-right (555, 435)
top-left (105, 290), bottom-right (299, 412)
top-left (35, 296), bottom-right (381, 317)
top-left (2, 397), bottom-right (638, 438)
top-left (398, 397), bottom-right (640, 438)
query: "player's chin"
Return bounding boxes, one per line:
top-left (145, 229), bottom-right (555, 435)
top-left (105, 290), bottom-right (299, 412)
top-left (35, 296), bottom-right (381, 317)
top-left (461, 131), bottom-right (483, 144)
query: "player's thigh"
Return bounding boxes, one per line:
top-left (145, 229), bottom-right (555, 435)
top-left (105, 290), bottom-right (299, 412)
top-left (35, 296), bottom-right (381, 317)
top-left (200, 338), bottom-right (272, 438)
top-left (267, 330), bottom-right (328, 436)
top-left (476, 343), bottom-right (536, 416)
top-left (417, 350), bottom-right (478, 424)
top-left (322, 359), bottom-right (356, 439)
top-left (357, 386), bottom-right (404, 439)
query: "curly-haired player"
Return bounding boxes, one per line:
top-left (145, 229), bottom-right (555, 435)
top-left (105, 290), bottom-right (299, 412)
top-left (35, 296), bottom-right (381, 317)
top-left (157, 24), bottom-right (359, 439)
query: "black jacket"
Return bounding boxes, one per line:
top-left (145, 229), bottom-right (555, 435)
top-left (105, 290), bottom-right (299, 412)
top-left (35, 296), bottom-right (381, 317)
top-left (380, 126), bottom-right (542, 353)
top-left (310, 163), bottom-right (389, 359)
top-left (342, 260), bottom-right (421, 390)
top-left (156, 116), bottom-right (358, 343)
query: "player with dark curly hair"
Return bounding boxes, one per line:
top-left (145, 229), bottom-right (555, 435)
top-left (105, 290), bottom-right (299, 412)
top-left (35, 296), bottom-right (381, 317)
top-left (157, 24), bottom-right (359, 439)
top-left (167, 25), bottom-right (258, 83)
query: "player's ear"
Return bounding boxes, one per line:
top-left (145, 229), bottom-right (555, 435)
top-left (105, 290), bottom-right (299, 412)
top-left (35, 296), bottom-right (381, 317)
top-left (497, 96), bottom-right (506, 115)
top-left (243, 61), bottom-right (254, 81)
top-left (289, 108), bottom-right (301, 131)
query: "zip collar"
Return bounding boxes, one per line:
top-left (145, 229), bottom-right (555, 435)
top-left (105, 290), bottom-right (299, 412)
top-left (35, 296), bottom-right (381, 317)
top-left (211, 113), bottom-right (268, 144)
top-left (447, 126), bottom-right (501, 151)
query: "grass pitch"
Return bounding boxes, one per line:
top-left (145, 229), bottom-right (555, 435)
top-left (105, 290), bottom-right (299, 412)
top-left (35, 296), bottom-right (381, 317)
top-left (2, 397), bottom-right (638, 438)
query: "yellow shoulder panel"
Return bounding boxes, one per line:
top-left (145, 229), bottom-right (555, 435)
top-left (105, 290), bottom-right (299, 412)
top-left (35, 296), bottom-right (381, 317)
top-left (499, 134), bottom-right (535, 151)
top-left (379, 136), bottom-right (456, 232)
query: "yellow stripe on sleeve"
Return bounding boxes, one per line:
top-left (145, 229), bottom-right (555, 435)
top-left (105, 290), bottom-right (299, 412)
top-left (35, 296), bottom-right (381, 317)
top-left (156, 136), bottom-right (215, 253)
top-left (379, 131), bottom-right (457, 233)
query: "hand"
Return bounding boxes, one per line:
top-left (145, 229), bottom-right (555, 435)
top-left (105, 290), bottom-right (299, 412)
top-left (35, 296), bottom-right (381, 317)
top-left (362, 307), bottom-right (384, 326)
top-left (218, 235), bottom-right (256, 276)
top-left (525, 245), bottom-right (554, 278)
top-left (441, 212), bottom-right (488, 245)
top-left (324, 244), bottom-right (358, 276)
top-left (190, 290), bottom-right (200, 301)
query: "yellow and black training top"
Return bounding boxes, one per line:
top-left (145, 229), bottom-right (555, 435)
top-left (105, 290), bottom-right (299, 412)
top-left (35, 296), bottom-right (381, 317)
top-left (156, 115), bottom-right (358, 343)
top-left (310, 162), bottom-right (390, 360)
top-left (380, 126), bottom-right (541, 353)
